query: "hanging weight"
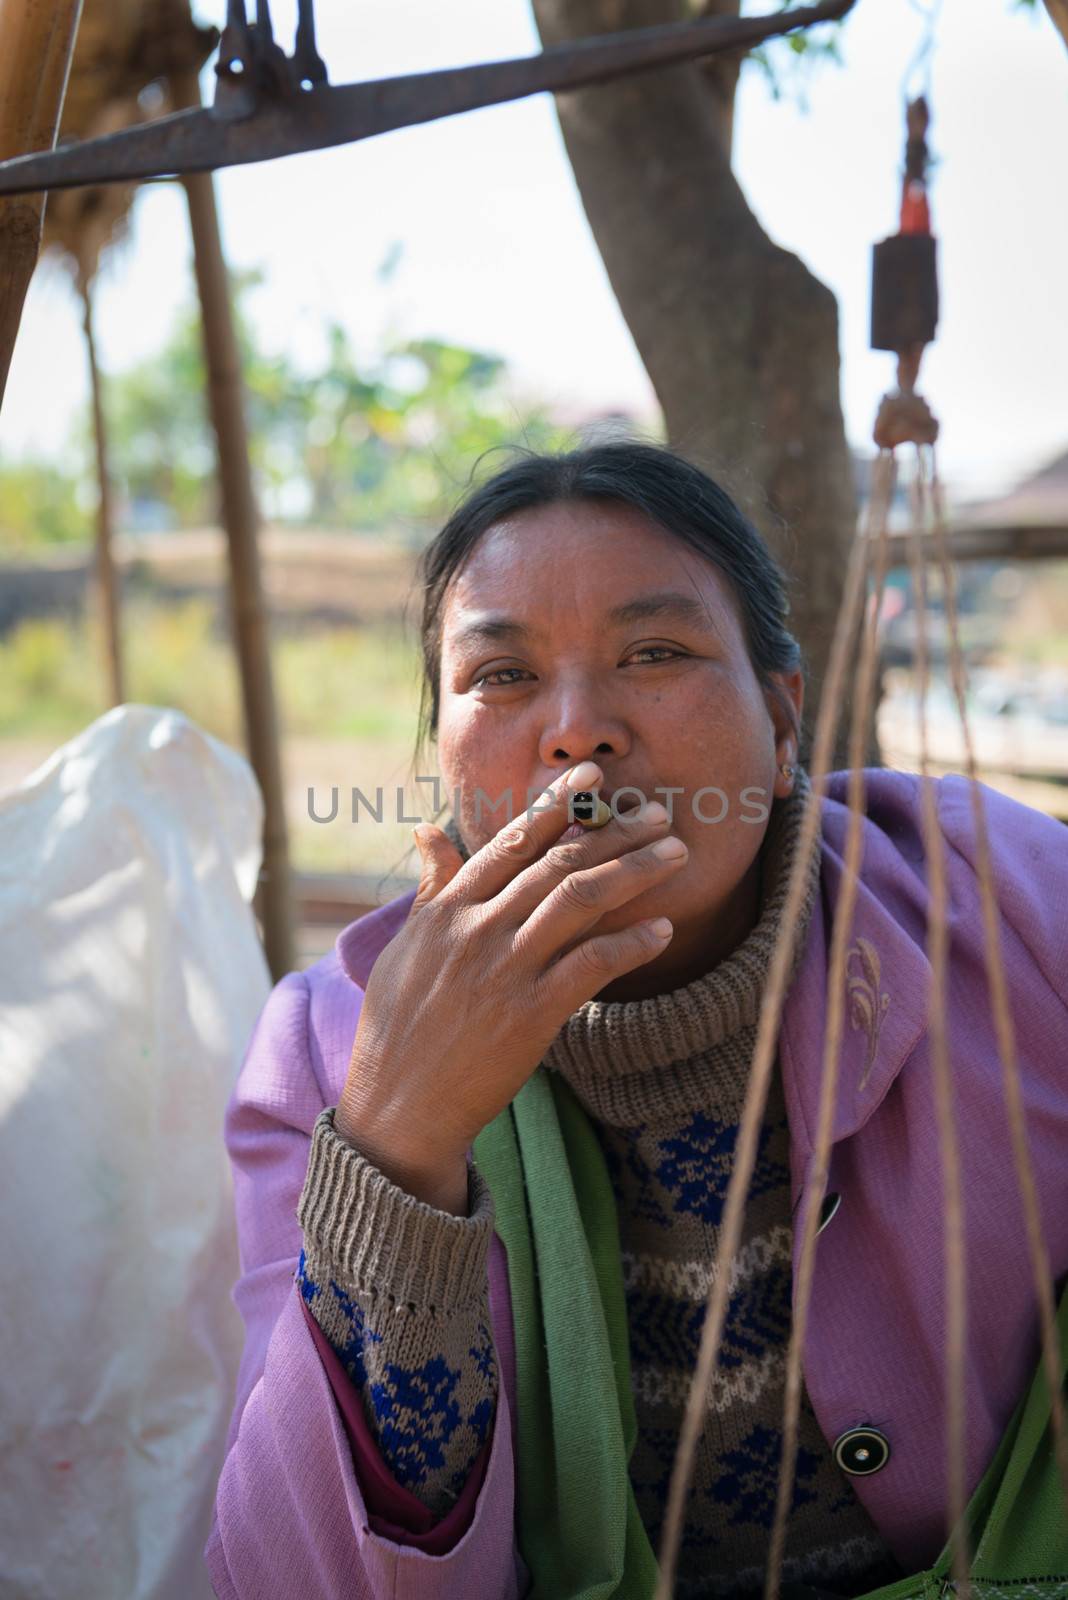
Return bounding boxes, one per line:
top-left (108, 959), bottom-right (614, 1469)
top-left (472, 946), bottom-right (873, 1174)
top-left (870, 232), bottom-right (938, 354)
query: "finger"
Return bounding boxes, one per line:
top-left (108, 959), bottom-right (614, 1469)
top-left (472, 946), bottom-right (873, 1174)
top-left (440, 758), bottom-right (605, 904)
top-left (515, 833), bottom-right (687, 970)
top-left (539, 914), bottom-right (675, 1015)
top-left (408, 823), bottom-right (465, 912)
top-left (495, 795), bottom-right (673, 928)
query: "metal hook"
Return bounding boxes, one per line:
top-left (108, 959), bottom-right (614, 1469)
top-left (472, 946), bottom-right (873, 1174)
top-left (294, 0), bottom-right (328, 89)
top-left (214, 0), bottom-right (298, 118)
top-left (215, 0), bottom-right (257, 119)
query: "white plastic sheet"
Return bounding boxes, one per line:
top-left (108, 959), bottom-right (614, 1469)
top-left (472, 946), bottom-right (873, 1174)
top-left (0, 704), bottom-right (272, 1599)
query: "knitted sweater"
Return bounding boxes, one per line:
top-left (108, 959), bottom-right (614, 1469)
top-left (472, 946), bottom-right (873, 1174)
top-left (295, 775), bottom-right (903, 1593)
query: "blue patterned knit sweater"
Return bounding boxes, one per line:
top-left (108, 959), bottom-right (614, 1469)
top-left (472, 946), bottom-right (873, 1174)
top-left (294, 776), bottom-right (904, 1594)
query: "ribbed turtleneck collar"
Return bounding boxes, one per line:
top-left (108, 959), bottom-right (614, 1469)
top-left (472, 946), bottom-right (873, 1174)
top-left (440, 768), bottom-right (822, 1127)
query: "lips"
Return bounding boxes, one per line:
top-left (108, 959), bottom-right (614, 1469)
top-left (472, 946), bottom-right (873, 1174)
top-left (607, 793), bottom-right (642, 819)
top-left (605, 789), bottom-right (645, 815)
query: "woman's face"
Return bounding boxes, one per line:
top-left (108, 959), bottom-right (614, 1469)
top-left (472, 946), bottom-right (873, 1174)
top-left (434, 498), bottom-right (803, 1000)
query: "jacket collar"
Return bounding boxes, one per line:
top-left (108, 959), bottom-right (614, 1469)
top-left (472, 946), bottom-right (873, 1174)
top-left (336, 778), bottom-right (932, 1153)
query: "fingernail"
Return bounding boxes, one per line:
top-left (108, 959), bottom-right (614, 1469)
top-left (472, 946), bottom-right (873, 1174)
top-left (566, 760), bottom-right (602, 791)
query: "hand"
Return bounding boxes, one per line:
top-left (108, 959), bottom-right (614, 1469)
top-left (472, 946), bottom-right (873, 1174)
top-left (334, 761), bottom-right (687, 1212)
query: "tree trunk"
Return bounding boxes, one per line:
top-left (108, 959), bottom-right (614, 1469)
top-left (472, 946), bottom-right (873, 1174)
top-left (1043, 0), bottom-right (1068, 52)
top-left (168, 62), bottom-right (295, 982)
top-left (82, 282), bottom-right (125, 708)
top-left (530, 0), bottom-right (876, 769)
top-left (0, 0), bottom-right (83, 407)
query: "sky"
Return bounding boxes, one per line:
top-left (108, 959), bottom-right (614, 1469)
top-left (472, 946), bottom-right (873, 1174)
top-left (4, 0), bottom-right (1067, 502)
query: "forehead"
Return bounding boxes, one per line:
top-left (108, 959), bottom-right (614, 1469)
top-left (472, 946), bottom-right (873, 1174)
top-left (441, 498), bottom-right (743, 647)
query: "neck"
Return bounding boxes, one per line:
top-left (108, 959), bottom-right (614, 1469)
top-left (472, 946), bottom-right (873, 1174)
top-left (592, 847), bottom-right (764, 1004)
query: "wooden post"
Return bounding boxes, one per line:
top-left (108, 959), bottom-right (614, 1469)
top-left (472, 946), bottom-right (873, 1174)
top-left (167, 63), bottom-right (295, 982)
top-left (0, 0), bottom-right (83, 406)
top-left (81, 282), bottom-right (125, 707)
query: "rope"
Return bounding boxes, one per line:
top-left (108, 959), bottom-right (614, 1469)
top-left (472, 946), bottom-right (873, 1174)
top-left (655, 430), bottom-right (1068, 1596)
top-left (926, 449), bottom-right (1068, 1524)
top-left (652, 457), bottom-right (889, 1600)
top-left (656, 63), bottom-right (1066, 1595)
top-left (764, 448), bottom-right (898, 1598)
top-left (904, 445), bottom-right (971, 1597)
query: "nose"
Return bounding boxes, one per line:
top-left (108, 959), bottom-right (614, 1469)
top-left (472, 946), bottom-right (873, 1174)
top-left (537, 681), bottom-right (630, 774)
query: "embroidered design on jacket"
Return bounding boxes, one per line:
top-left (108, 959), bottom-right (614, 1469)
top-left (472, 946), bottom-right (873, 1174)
top-left (845, 936), bottom-right (890, 1090)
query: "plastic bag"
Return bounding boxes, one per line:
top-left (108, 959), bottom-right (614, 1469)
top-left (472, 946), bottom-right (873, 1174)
top-left (0, 704), bottom-right (272, 1599)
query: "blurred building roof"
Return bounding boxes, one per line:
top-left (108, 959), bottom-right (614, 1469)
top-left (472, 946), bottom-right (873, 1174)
top-left (956, 446), bottom-right (1068, 527)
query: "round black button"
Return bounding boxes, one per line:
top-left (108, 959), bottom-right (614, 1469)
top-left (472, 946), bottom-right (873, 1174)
top-left (833, 1426), bottom-right (891, 1476)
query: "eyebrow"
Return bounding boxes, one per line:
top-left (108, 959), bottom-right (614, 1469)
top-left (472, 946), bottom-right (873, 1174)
top-left (451, 590), bottom-right (718, 652)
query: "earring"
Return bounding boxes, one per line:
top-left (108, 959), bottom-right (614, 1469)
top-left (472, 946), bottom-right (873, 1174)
top-left (779, 762), bottom-right (795, 781)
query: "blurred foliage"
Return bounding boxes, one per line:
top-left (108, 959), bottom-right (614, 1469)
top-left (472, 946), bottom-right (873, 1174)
top-left (0, 460), bottom-right (91, 549)
top-left (738, 0), bottom-right (1046, 109)
top-left (0, 270), bottom-right (570, 550)
top-left (730, 0), bottom-right (845, 108)
top-left (0, 598), bottom-right (420, 746)
top-left (276, 619), bottom-right (421, 743)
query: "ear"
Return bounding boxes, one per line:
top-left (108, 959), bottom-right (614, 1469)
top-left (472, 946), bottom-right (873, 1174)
top-left (765, 669), bottom-right (804, 800)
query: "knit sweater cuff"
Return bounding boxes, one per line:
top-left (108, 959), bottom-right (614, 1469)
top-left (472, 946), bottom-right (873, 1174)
top-left (296, 1105), bottom-right (495, 1311)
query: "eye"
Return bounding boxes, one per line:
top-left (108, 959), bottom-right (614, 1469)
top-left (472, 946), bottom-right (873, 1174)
top-left (472, 666), bottom-right (531, 688)
top-left (625, 646), bottom-right (684, 665)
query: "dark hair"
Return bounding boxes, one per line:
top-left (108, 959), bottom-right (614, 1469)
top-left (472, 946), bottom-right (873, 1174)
top-left (410, 440), bottom-right (805, 784)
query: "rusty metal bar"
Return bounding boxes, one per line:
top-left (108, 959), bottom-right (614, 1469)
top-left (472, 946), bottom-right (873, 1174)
top-left (0, 0), bottom-right (853, 196)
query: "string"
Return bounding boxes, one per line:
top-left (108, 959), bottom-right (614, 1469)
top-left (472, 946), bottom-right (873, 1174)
top-left (764, 457), bottom-right (895, 1593)
top-left (764, 448), bottom-right (898, 1597)
top-left (659, 433), bottom-right (1068, 1594)
top-left (927, 449), bottom-right (1068, 1519)
top-left (653, 451), bottom-right (892, 1600)
top-left (902, 0), bottom-right (942, 103)
top-left (904, 445), bottom-right (971, 1596)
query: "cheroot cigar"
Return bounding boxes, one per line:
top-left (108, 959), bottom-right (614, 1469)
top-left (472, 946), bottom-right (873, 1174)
top-left (571, 791), bottom-right (613, 829)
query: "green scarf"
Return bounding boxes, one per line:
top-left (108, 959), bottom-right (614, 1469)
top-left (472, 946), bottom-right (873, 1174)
top-left (473, 1065), bottom-right (1068, 1600)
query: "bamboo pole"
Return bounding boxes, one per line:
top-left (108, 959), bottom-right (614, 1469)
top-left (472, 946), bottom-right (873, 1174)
top-left (167, 62), bottom-right (295, 982)
top-left (81, 281), bottom-right (125, 707)
top-left (0, 0), bottom-right (83, 406)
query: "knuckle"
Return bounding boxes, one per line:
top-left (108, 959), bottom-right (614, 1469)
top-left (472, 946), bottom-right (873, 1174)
top-left (497, 826), bottom-right (535, 860)
top-left (544, 838), bottom-right (582, 871)
top-left (556, 868), bottom-right (601, 912)
top-left (572, 936), bottom-right (610, 976)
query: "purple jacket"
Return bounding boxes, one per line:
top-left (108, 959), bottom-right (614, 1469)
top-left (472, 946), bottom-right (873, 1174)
top-left (205, 769), bottom-right (1068, 1597)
